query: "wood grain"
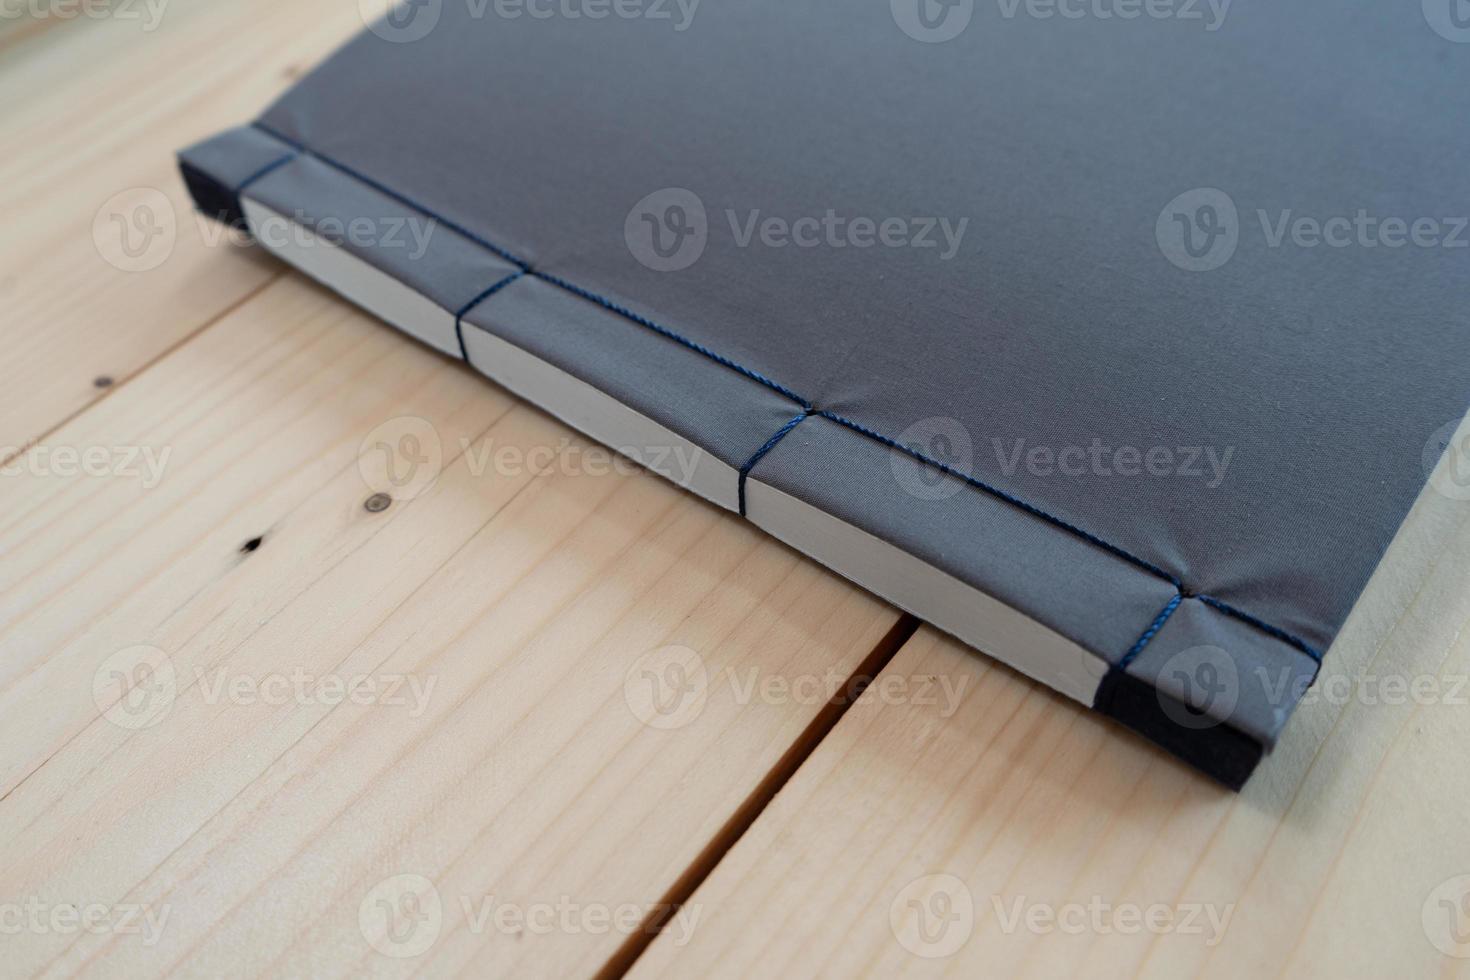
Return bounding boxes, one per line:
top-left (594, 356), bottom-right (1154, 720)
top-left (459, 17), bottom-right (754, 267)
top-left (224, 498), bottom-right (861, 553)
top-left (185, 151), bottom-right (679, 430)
top-left (629, 429), bottom-right (1470, 979)
top-left (0, 0), bottom-right (363, 454)
top-left (0, 274), bottom-right (903, 977)
top-left (7, 5), bottom-right (1469, 978)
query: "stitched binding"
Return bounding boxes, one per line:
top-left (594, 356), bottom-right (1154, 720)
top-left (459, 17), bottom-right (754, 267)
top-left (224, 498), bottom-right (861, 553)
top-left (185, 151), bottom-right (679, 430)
top-left (236, 152), bottom-right (298, 196)
top-left (814, 409), bottom-right (1183, 589)
top-left (453, 270), bottom-right (525, 361)
top-left (737, 410), bottom-right (811, 516)
top-left (1119, 593), bottom-right (1185, 670)
top-left (254, 122), bottom-right (528, 269)
top-left (1199, 595), bottom-right (1322, 662)
top-left (533, 271), bottom-right (812, 408)
top-left (242, 121), bottom-right (1325, 669)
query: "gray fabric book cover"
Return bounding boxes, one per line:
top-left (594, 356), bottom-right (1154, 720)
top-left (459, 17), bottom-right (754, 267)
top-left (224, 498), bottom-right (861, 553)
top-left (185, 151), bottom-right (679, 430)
top-left (178, 0), bottom-right (1470, 788)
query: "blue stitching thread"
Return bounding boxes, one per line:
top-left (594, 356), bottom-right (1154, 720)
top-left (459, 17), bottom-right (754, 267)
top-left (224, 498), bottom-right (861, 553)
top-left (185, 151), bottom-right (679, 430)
top-left (813, 409), bottom-right (1183, 589)
top-left (244, 121), bottom-right (1327, 667)
top-left (737, 410), bottom-right (811, 516)
top-left (1115, 590), bottom-right (1321, 679)
top-left (253, 123), bottom-right (529, 270)
top-left (453, 270), bottom-right (525, 361)
top-left (252, 121), bottom-right (810, 407)
top-left (235, 152), bottom-right (298, 196)
top-left (533, 271), bottom-right (812, 408)
top-left (1199, 595), bottom-right (1322, 662)
top-left (1119, 593), bottom-right (1185, 670)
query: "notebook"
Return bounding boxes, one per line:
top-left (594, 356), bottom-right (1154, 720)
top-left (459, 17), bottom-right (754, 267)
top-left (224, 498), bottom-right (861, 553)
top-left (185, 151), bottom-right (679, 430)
top-left (179, 0), bottom-right (1470, 787)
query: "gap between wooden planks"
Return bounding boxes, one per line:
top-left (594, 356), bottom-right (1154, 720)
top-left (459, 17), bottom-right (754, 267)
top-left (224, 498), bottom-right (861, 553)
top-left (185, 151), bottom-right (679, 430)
top-left (629, 417), bottom-right (1470, 979)
top-left (0, 271), bottom-right (915, 978)
top-left (9, 6), bottom-right (1469, 979)
top-left (2, 7), bottom-right (917, 975)
top-left (0, 0), bottom-right (369, 456)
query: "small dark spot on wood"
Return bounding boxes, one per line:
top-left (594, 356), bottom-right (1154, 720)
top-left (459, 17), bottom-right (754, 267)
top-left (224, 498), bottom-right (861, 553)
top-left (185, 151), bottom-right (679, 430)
top-left (94, 376), bottom-right (114, 389)
top-left (240, 536), bottom-right (264, 554)
top-left (364, 492), bottom-right (392, 513)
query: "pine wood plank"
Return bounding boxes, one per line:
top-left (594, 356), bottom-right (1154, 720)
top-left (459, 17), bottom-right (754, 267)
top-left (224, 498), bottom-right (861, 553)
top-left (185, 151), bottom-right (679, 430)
top-left (630, 442), bottom-right (1470, 979)
top-left (0, 0), bottom-right (364, 454)
top-left (0, 273), bottom-right (904, 977)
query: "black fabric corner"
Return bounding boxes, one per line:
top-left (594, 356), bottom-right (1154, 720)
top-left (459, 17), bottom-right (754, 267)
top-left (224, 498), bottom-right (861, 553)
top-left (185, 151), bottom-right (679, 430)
top-left (1094, 668), bottom-right (1263, 791)
top-left (178, 158), bottom-right (247, 231)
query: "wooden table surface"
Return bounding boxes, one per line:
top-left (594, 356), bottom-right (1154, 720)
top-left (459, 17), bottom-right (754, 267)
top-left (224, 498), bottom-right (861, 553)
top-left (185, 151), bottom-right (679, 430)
top-left (4, 5), bottom-right (1469, 978)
